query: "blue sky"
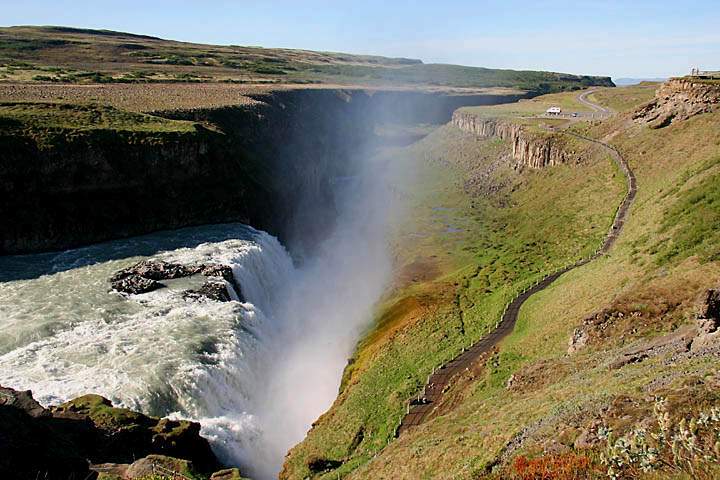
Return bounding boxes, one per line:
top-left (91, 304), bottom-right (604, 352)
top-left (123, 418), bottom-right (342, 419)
top-left (2, 0), bottom-right (719, 78)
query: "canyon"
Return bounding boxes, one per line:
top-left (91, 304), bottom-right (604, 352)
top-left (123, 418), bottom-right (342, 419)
top-left (0, 88), bottom-right (532, 255)
top-left (3, 25), bottom-right (720, 480)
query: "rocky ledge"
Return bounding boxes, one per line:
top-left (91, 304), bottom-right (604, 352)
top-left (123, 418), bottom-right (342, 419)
top-left (634, 77), bottom-right (720, 128)
top-left (0, 386), bottom-right (248, 479)
top-left (111, 259), bottom-right (243, 302)
top-left (451, 111), bottom-right (577, 169)
top-left (567, 285), bottom-right (720, 366)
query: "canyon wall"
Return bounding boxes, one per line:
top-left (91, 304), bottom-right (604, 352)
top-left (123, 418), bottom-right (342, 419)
top-left (0, 88), bottom-right (528, 255)
top-left (451, 111), bottom-right (574, 168)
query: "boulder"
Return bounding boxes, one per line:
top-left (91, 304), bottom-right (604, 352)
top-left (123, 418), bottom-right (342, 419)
top-left (110, 275), bottom-right (162, 295)
top-left (196, 264), bottom-right (235, 283)
top-left (691, 287), bottom-right (720, 351)
top-left (567, 327), bottom-right (589, 354)
top-left (125, 455), bottom-right (194, 479)
top-left (0, 385), bottom-right (49, 418)
top-left (183, 280), bottom-right (232, 302)
top-left (0, 386), bottom-right (93, 480)
top-left (196, 264), bottom-right (244, 301)
top-left (113, 260), bottom-right (194, 282)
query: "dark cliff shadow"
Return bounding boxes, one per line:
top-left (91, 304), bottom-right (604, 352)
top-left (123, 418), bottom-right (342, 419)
top-left (0, 222), bottom-right (259, 282)
top-left (0, 404), bottom-right (95, 480)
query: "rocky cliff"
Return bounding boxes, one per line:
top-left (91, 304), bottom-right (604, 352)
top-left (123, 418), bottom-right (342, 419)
top-left (0, 386), bottom-right (224, 479)
top-left (0, 88), bottom-right (528, 255)
top-left (451, 111), bottom-right (574, 168)
top-left (634, 77), bottom-right (720, 128)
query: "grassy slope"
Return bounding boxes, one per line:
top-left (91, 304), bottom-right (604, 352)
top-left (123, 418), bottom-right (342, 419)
top-left (587, 83), bottom-right (658, 112)
top-left (284, 86), bottom-right (720, 479)
top-left (354, 88), bottom-right (720, 479)
top-left (281, 91), bottom-right (627, 479)
top-left (0, 102), bottom-right (196, 133)
top-left (0, 26), bottom-right (612, 91)
top-left (0, 102), bottom-right (200, 153)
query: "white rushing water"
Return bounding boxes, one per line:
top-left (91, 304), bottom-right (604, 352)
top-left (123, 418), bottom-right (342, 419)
top-left (0, 136), bottom-right (404, 478)
top-left (0, 151), bottom-right (400, 478)
top-left (0, 225), bottom-right (295, 472)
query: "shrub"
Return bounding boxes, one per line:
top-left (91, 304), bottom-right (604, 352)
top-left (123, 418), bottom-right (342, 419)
top-left (599, 397), bottom-right (720, 479)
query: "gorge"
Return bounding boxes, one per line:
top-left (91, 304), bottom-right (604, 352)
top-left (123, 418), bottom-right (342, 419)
top-left (0, 84), bottom-right (548, 478)
top-left (3, 24), bottom-right (720, 480)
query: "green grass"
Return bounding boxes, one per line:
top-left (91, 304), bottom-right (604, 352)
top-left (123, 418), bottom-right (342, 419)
top-left (0, 102), bottom-right (197, 132)
top-left (652, 158), bottom-right (720, 265)
top-left (343, 87), bottom-right (720, 480)
top-left (457, 89), bottom-right (597, 120)
top-left (0, 26), bottom-right (614, 91)
top-left (282, 91), bottom-right (625, 478)
top-left (282, 86), bottom-right (720, 480)
top-left (588, 83), bottom-right (659, 112)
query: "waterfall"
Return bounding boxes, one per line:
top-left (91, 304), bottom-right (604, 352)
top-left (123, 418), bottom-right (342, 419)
top-left (0, 224), bottom-right (295, 474)
top-left (0, 133), bottom-right (403, 479)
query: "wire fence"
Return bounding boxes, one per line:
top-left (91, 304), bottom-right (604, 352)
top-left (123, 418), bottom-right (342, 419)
top-left (151, 462), bottom-right (195, 480)
top-left (395, 122), bottom-right (635, 438)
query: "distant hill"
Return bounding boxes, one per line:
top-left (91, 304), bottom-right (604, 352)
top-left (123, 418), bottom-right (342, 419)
top-left (614, 77), bottom-right (667, 86)
top-left (0, 25), bottom-right (614, 92)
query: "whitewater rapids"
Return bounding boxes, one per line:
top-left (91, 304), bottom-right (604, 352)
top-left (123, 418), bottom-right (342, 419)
top-left (0, 224), bottom-right (298, 475)
top-left (0, 136), bottom-right (403, 479)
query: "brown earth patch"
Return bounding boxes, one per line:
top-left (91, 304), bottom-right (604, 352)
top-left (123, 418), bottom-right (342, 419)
top-left (0, 82), bottom-right (268, 112)
top-left (568, 273), bottom-right (708, 354)
top-left (505, 359), bottom-right (573, 393)
top-left (393, 256), bottom-right (442, 290)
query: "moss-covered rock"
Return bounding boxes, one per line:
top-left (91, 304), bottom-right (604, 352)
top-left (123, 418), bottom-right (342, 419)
top-left (125, 454), bottom-right (195, 479)
top-left (0, 387), bottom-right (221, 479)
top-left (210, 467), bottom-right (250, 480)
top-left (52, 394), bottom-right (219, 472)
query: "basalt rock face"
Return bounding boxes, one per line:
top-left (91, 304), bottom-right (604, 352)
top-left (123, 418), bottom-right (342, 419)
top-left (451, 111), bottom-right (574, 169)
top-left (0, 88), bottom-right (529, 255)
top-left (0, 123), bottom-right (272, 255)
top-left (0, 387), bottom-right (220, 480)
top-left (633, 78), bottom-right (720, 128)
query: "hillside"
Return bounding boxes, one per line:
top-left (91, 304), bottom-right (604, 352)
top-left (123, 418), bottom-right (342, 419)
top-left (281, 80), bottom-right (720, 479)
top-left (0, 26), bottom-right (613, 92)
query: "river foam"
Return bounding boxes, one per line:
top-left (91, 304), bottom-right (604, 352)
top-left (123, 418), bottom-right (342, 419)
top-left (0, 224), bottom-right (294, 474)
top-left (0, 144), bottom-right (402, 478)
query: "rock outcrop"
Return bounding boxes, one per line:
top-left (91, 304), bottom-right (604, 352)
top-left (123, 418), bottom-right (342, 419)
top-left (183, 280), bottom-right (233, 302)
top-left (451, 111), bottom-right (575, 168)
top-left (0, 387), bottom-right (221, 479)
top-left (0, 386), bottom-right (92, 480)
top-left (691, 287), bottom-right (720, 351)
top-left (111, 259), bottom-right (242, 301)
top-left (633, 77), bottom-right (720, 128)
